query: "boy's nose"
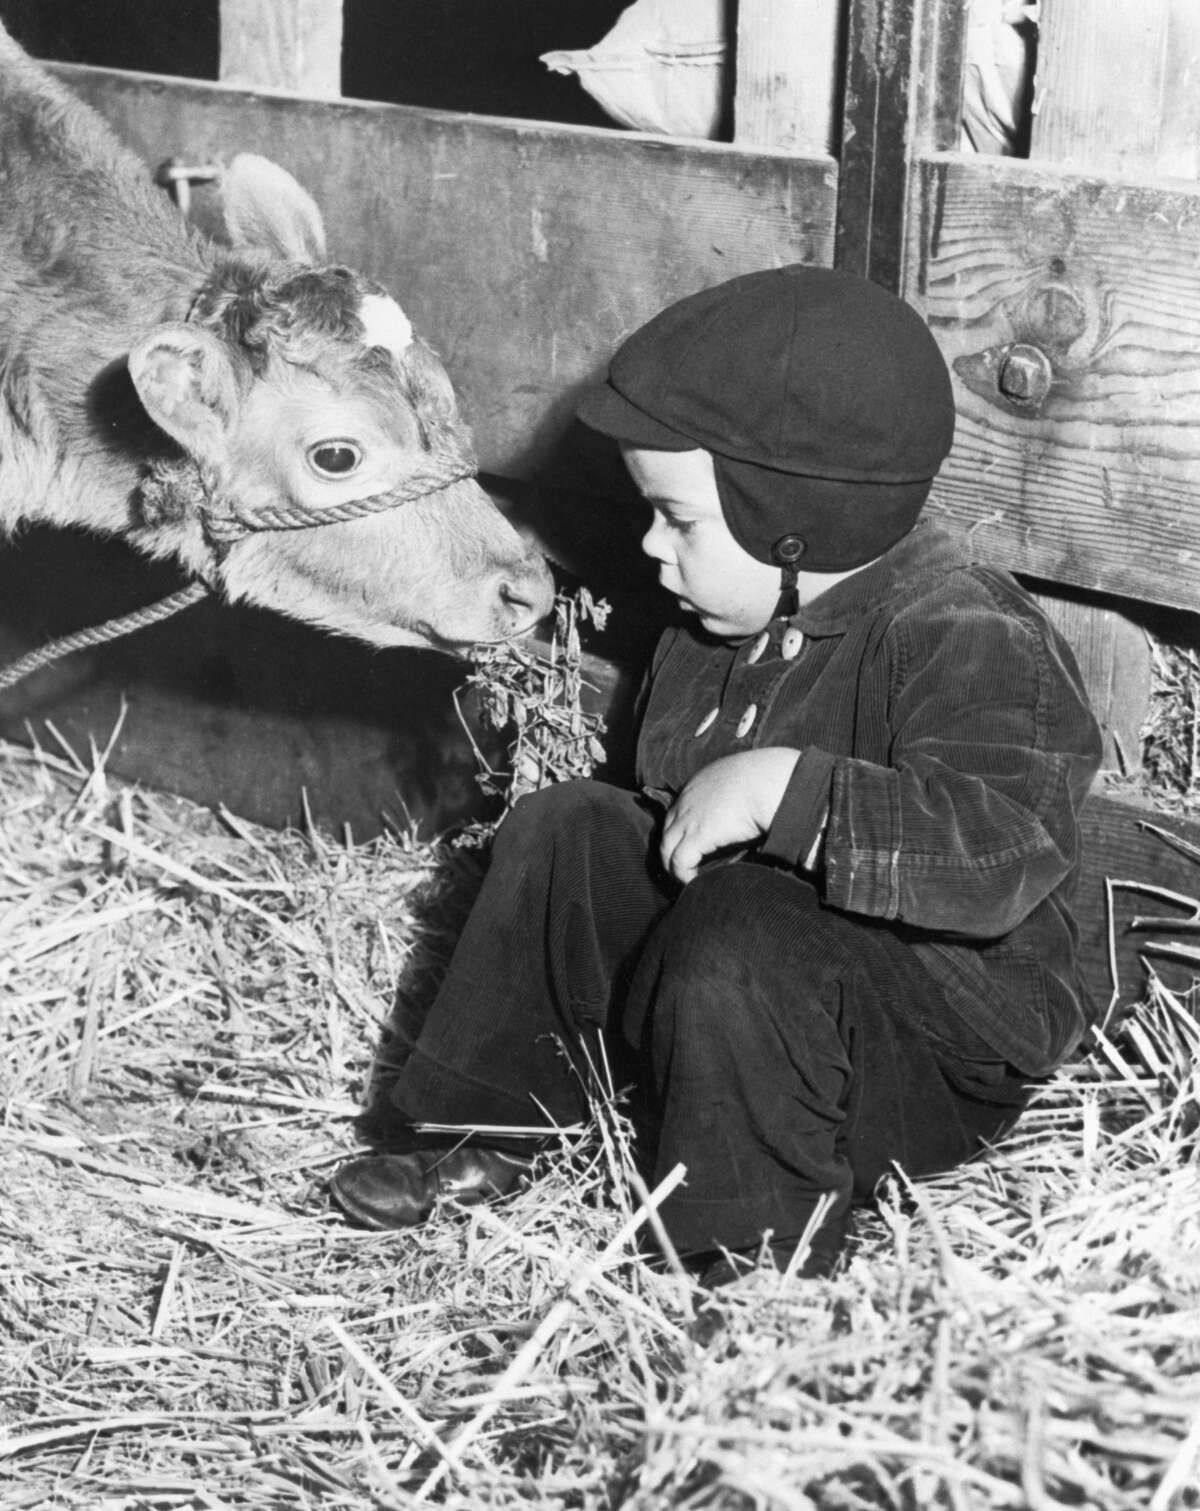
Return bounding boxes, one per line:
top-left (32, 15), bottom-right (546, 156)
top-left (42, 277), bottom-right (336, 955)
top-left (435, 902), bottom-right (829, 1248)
top-left (641, 519), bottom-right (670, 562)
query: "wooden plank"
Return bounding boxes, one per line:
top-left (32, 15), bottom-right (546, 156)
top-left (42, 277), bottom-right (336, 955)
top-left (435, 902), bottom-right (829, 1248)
top-left (734, 0), bottom-right (841, 154)
top-left (907, 153), bottom-right (1200, 615)
top-left (1032, 0), bottom-right (1200, 180)
top-left (1027, 0), bottom-right (1200, 748)
top-left (837, 0), bottom-right (967, 286)
top-left (218, 0), bottom-right (343, 96)
top-left (60, 66), bottom-right (836, 489)
top-left (1079, 792), bottom-right (1200, 1013)
top-left (1034, 590), bottom-right (1152, 776)
top-left (1025, 2), bottom-right (1200, 748)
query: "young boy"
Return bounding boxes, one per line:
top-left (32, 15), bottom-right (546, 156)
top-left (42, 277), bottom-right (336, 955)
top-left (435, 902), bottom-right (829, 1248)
top-left (331, 266), bottom-right (1102, 1282)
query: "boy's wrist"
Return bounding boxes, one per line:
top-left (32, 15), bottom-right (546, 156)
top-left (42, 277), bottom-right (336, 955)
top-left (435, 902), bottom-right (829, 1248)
top-left (750, 747), bottom-right (803, 832)
top-left (760, 747), bottom-right (836, 871)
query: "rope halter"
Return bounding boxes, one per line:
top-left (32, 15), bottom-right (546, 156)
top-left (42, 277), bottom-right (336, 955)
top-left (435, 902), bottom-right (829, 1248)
top-left (0, 447), bottom-right (478, 694)
top-left (196, 447), bottom-right (479, 547)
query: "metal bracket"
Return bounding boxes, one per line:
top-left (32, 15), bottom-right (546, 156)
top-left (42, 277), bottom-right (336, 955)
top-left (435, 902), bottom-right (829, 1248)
top-left (154, 158), bottom-right (220, 217)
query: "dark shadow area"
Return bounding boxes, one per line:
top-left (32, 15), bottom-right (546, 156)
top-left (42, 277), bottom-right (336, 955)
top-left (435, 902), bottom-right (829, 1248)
top-left (1020, 571), bottom-right (1200, 650)
top-left (343, 0), bottom-right (633, 128)
top-left (1009, 17), bottom-right (1039, 160)
top-left (354, 847), bottom-right (488, 1148)
top-left (0, 528), bottom-right (501, 839)
top-left (486, 419), bottom-right (653, 599)
top-left (2, 0), bottom-right (220, 78)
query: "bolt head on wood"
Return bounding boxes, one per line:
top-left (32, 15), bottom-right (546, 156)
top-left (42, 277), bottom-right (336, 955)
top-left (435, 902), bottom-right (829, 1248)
top-left (998, 343), bottom-right (1053, 407)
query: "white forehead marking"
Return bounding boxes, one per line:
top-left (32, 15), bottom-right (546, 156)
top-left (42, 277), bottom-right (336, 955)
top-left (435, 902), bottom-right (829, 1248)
top-left (359, 294), bottom-right (413, 358)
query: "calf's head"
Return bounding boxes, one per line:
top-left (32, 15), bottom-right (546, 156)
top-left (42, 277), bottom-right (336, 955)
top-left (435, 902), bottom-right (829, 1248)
top-left (126, 155), bottom-right (553, 649)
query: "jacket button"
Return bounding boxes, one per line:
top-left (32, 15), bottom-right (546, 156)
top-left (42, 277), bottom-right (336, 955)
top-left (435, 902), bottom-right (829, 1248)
top-left (781, 627), bottom-right (805, 660)
top-left (694, 706), bottom-right (719, 737)
top-left (736, 704), bottom-right (758, 738)
top-left (746, 631), bottom-right (769, 665)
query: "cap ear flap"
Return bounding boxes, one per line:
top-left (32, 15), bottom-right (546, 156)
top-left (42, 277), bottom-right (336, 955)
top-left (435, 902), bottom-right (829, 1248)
top-left (221, 152), bottom-right (327, 262)
top-left (128, 323), bottom-right (243, 464)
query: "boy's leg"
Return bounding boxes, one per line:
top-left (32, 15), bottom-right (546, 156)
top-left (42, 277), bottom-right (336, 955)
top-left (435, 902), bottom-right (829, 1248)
top-left (387, 779), bottom-right (673, 1131)
top-left (624, 862), bottom-right (1031, 1267)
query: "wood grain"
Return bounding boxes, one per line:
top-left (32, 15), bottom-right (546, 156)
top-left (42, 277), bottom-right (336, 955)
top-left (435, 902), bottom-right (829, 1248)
top-left (837, 0), bottom-right (968, 287)
top-left (734, 0), bottom-right (840, 154)
top-left (1032, 0), bottom-right (1200, 181)
top-left (907, 153), bottom-right (1200, 614)
top-left (218, 0), bottom-right (343, 95)
top-left (1034, 591), bottom-right (1152, 776)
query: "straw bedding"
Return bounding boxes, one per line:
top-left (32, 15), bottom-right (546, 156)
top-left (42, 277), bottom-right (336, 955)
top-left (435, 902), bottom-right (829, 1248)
top-left (2, 716), bottom-right (1199, 1507)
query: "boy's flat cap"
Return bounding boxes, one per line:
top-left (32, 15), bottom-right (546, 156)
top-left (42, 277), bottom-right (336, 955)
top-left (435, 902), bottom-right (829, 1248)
top-left (578, 265), bottom-right (955, 571)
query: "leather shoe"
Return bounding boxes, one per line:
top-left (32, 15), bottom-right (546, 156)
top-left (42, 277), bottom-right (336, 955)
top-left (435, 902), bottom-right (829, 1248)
top-left (330, 1145), bottom-right (534, 1230)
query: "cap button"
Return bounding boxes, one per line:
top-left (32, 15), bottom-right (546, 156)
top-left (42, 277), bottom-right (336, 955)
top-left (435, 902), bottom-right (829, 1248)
top-left (771, 534), bottom-right (807, 567)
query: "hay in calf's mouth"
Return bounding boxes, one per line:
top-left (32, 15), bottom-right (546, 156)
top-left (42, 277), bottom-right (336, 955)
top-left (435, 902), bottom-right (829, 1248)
top-left (2, 730), bottom-right (1200, 1508)
top-left (456, 587), bottom-right (611, 842)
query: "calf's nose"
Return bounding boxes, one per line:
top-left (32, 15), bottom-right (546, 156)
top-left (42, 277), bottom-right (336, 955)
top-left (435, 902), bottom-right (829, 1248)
top-left (494, 559), bottom-right (555, 634)
top-left (498, 578), bottom-right (543, 630)
top-left (500, 579), bottom-right (540, 615)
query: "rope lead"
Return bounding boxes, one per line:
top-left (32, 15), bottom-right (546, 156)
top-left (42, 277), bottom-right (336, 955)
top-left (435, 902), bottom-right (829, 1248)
top-left (0, 581), bottom-right (210, 695)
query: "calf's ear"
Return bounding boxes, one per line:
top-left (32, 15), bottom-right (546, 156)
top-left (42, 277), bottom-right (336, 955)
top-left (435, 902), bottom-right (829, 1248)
top-left (129, 324), bottom-right (242, 464)
top-left (221, 153), bottom-right (327, 263)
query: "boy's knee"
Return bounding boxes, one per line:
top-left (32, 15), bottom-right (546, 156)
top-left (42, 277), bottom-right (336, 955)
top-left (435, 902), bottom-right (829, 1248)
top-left (494, 779), bottom-right (650, 863)
top-left (639, 864), bottom-right (855, 1048)
top-left (500, 778), bottom-right (606, 839)
top-left (628, 864), bottom-right (847, 1066)
top-left (657, 863), bottom-right (822, 970)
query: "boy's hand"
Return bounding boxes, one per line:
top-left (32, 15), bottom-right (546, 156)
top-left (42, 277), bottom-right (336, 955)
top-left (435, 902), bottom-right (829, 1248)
top-left (661, 748), bottom-right (801, 885)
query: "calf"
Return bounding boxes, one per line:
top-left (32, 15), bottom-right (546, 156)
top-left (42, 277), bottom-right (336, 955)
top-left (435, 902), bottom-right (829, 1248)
top-left (0, 24), bottom-right (554, 649)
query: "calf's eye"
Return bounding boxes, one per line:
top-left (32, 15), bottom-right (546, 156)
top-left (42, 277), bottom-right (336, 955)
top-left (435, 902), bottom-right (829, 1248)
top-left (307, 440), bottom-right (363, 478)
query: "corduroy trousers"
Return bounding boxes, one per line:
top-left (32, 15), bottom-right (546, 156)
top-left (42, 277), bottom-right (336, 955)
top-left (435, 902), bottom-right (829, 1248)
top-left (388, 780), bottom-right (1032, 1259)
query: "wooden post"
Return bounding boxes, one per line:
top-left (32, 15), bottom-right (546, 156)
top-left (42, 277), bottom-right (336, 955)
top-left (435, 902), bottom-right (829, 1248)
top-left (836, 0), bottom-right (968, 288)
top-left (218, 0), bottom-right (343, 96)
top-left (733, 0), bottom-right (841, 155)
top-left (1032, 0), bottom-right (1200, 179)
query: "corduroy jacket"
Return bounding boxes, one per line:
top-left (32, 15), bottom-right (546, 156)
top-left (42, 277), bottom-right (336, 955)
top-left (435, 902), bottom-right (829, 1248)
top-left (635, 521), bottom-right (1104, 1076)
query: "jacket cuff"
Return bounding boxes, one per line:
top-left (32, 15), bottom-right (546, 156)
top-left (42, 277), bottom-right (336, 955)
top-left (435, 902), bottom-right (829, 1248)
top-left (761, 747), bottom-right (836, 870)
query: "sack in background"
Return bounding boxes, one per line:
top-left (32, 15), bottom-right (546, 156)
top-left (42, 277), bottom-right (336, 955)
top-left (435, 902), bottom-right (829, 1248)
top-left (540, 0), bottom-right (727, 140)
top-left (545, 0), bottom-right (1039, 154)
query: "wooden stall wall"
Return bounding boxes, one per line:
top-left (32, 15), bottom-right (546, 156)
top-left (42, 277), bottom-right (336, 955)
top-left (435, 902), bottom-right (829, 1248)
top-left (841, 0), bottom-right (1200, 1007)
top-left (0, 7), bottom-right (836, 837)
